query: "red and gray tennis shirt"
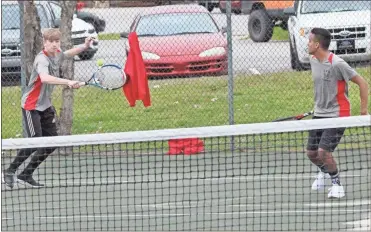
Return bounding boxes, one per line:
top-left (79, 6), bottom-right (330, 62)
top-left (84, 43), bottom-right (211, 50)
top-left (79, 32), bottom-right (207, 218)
top-left (310, 53), bottom-right (358, 118)
top-left (21, 50), bottom-right (66, 111)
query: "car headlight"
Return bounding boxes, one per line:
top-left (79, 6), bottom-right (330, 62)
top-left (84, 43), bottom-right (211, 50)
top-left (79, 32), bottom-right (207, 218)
top-left (141, 51), bottom-right (160, 60)
top-left (299, 28), bottom-right (311, 38)
top-left (199, 47), bottom-right (226, 57)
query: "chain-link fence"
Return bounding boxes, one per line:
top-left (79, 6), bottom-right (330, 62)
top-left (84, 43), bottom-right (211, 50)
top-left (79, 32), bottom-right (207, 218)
top-left (2, 0), bottom-right (370, 138)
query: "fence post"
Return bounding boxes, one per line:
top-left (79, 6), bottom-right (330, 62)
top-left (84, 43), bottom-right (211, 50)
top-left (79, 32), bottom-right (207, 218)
top-left (19, 2), bottom-right (27, 138)
top-left (226, 0), bottom-right (234, 150)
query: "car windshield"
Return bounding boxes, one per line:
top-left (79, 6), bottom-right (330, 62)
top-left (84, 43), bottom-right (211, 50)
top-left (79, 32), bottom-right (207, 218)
top-left (301, 1), bottom-right (371, 14)
top-left (135, 12), bottom-right (219, 37)
top-left (2, 4), bottom-right (48, 30)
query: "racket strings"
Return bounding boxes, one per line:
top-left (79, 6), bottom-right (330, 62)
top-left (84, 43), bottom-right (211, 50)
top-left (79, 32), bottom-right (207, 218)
top-left (95, 66), bottom-right (126, 89)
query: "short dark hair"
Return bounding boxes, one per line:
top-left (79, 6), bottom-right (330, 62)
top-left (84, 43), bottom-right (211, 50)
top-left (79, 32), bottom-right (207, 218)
top-left (311, 28), bottom-right (331, 50)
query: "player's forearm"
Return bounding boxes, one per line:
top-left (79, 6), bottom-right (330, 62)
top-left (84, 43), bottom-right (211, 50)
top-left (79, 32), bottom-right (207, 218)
top-left (358, 79), bottom-right (369, 114)
top-left (39, 73), bottom-right (70, 85)
top-left (64, 45), bottom-right (88, 57)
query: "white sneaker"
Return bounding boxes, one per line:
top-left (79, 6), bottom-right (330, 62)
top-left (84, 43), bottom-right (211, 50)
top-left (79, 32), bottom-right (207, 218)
top-left (328, 184), bottom-right (345, 198)
top-left (311, 171), bottom-right (330, 190)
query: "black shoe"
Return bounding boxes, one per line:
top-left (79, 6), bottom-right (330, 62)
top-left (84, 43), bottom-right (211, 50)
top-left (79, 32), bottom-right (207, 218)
top-left (17, 174), bottom-right (44, 188)
top-left (3, 170), bottom-right (15, 189)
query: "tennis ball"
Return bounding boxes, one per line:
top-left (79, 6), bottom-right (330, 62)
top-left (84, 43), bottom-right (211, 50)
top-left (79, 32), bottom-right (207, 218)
top-left (96, 59), bottom-right (104, 67)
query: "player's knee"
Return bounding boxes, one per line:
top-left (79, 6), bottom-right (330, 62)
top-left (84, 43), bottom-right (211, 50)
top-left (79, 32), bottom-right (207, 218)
top-left (317, 148), bottom-right (328, 161)
top-left (306, 150), bottom-right (317, 159)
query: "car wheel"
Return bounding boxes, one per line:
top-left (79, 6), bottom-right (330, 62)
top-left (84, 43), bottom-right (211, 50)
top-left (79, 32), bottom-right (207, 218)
top-left (248, 9), bottom-right (274, 42)
top-left (280, 20), bottom-right (288, 31)
top-left (232, 9), bottom-right (241, 14)
top-left (78, 51), bottom-right (96, 60)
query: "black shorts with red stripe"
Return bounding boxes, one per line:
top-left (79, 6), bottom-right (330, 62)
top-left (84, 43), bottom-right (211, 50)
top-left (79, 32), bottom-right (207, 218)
top-left (306, 116), bottom-right (346, 152)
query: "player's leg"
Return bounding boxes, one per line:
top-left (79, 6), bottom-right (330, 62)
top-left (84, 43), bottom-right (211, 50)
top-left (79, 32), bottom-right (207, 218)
top-left (306, 128), bottom-right (330, 190)
top-left (18, 107), bottom-right (58, 187)
top-left (307, 128), bottom-right (324, 167)
top-left (318, 127), bottom-right (346, 198)
top-left (3, 109), bottom-right (42, 188)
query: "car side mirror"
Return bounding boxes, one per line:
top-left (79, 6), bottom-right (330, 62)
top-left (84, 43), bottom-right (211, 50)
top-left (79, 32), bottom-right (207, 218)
top-left (284, 7), bottom-right (296, 16)
top-left (221, 26), bottom-right (227, 34)
top-left (53, 18), bottom-right (61, 28)
top-left (120, 32), bottom-right (129, 38)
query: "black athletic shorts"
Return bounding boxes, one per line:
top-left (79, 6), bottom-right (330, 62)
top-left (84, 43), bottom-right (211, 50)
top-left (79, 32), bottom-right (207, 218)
top-left (22, 106), bottom-right (58, 138)
top-left (306, 116), bottom-right (346, 152)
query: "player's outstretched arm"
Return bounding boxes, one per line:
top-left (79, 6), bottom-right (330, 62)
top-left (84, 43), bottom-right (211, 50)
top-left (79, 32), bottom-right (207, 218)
top-left (39, 73), bottom-right (82, 89)
top-left (64, 37), bottom-right (95, 58)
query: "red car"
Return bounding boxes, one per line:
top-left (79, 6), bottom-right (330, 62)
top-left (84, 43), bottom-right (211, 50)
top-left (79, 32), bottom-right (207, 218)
top-left (121, 4), bottom-right (227, 78)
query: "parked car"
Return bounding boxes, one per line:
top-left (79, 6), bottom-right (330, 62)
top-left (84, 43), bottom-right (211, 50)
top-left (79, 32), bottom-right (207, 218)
top-left (121, 4), bottom-right (228, 78)
top-left (75, 1), bottom-right (106, 33)
top-left (285, 0), bottom-right (371, 70)
top-left (1, 1), bottom-right (99, 85)
top-left (219, 1), bottom-right (295, 42)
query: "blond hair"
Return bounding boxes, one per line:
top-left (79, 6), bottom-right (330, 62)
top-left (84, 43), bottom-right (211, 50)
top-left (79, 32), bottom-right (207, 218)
top-left (43, 28), bottom-right (61, 41)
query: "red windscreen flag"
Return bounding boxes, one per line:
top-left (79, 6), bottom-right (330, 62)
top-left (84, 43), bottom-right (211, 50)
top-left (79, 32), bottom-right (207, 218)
top-left (123, 32), bottom-right (151, 107)
top-left (76, 1), bottom-right (85, 11)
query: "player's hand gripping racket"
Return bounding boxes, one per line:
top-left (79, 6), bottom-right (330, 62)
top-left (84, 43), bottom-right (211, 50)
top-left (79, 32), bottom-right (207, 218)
top-left (272, 110), bottom-right (314, 122)
top-left (80, 59), bottom-right (127, 90)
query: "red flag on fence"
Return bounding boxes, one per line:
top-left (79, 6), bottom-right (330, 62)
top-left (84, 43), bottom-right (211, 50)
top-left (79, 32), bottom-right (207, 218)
top-left (123, 32), bottom-right (151, 107)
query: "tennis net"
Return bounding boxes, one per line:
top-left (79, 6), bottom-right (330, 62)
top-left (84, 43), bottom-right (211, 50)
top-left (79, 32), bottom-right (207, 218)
top-left (1, 116), bottom-right (370, 231)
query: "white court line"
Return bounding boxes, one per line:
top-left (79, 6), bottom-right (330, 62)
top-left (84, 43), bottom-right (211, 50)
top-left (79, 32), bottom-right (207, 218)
top-left (249, 68), bottom-right (261, 75)
top-left (2, 218), bottom-right (13, 220)
top-left (228, 200), bottom-right (370, 208)
top-left (203, 174), bottom-right (361, 181)
top-left (344, 213), bottom-right (371, 231)
top-left (210, 209), bottom-right (371, 215)
top-left (34, 209), bottom-right (371, 219)
top-left (144, 197), bottom-right (253, 208)
top-left (33, 174), bottom-right (362, 186)
top-left (305, 200), bottom-right (370, 207)
top-left (3, 197), bottom-right (254, 211)
top-left (37, 214), bottom-right (190, 219)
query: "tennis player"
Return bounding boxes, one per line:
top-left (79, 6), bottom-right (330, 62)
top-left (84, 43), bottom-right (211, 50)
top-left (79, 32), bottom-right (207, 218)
top-left (306, 28), bottom-right (369, 198)
top-left (3, 28), bottom-right (92, 189)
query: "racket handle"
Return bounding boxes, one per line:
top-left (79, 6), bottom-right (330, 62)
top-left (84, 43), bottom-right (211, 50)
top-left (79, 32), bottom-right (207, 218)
top-left (89, 39), bottom-right (98, 49)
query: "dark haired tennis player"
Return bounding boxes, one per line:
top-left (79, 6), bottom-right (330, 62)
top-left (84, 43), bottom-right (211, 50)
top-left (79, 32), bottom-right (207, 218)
top-left (306, 28), bottom-right (368, 198)
top-left (3, 28), bottom-right (92, 189)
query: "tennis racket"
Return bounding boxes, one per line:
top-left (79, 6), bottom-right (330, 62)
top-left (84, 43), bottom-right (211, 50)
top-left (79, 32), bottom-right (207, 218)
top-left (80, 64), bottom-right (127, 90)
top-left (272, 110), bottom-right (314, 122)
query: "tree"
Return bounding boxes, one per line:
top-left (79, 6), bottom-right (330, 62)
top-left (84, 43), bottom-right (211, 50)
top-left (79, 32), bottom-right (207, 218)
top-left (57, 1), bottom-right (76, 137)
top-left (19, 1), bottom-right (43, 85)
top-left (19, 1), bottom-right (43, 138)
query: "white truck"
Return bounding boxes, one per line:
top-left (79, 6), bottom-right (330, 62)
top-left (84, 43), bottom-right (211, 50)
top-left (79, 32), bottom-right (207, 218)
top-left (285, 0), bottom-right (371, 71)
top-left (196, 0), bottom-right (219, 12)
